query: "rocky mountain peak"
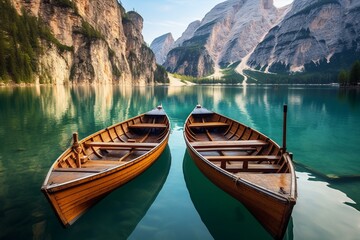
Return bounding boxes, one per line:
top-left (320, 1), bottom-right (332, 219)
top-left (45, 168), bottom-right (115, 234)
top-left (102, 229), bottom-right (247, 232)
top-left (154, 0), bottom-right (359, 81)
top-left (127, 11), bottom-right (144, 31)
top-left (150, 33), bottom-right (174, 64)
top-left (163, 0), bottom-right (284, 77)
top-left (248, 0), bottom-right (360, 73)
top-left (3, 0), bottom-right (168, 85)
top-left (173, 20), bottom-right (201, 48)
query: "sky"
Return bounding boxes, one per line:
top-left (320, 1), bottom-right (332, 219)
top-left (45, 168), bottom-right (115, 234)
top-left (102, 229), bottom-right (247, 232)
top-left (120, 0), bottom-right (294, 44)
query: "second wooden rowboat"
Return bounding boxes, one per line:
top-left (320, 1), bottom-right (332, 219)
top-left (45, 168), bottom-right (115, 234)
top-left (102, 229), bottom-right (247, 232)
top-left (41, 105), bottom-right (170, 227)
top-left (183, 105), bottom-right (297, 240)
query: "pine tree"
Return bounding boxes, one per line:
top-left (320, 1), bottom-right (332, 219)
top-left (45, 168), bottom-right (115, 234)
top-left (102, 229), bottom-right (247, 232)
top-left (349, 60), bottom-right (360, 85)
top-left (338, 69), bottom-right (348, 86)
top-left (0, 31), bottom-right (6, 78)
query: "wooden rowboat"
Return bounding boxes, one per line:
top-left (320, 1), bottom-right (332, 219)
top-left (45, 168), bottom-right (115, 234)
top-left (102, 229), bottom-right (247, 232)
top-left (41, 105), bottom-right (170, 227)
top-left (183, 105), bottom-right (297, 240)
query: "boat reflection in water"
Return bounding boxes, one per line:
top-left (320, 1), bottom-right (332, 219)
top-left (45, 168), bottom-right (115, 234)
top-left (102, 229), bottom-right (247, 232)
top-left (45, 146), bottom-right (171, 239)
top-left (183, 151), bottom-right (294, 240)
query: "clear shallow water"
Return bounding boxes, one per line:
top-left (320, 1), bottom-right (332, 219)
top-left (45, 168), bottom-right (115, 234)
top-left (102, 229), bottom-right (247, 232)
top-left (0, 85), bottom-right (359, 239)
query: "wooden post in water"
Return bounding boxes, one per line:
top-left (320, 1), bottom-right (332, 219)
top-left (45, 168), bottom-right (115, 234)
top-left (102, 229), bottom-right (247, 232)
top-left (72, 132), bottom-right (81, 168)
top-left (282, 105), bottom-right (287, 153)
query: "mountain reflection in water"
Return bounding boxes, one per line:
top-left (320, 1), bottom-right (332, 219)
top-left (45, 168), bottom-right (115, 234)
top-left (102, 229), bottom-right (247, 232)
top-left (0, 85), bottom-right (359, 239)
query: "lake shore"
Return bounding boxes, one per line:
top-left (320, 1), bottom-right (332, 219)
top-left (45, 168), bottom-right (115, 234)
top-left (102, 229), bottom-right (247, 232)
top-left (0, 73), bottom-right (196, 87)
top-left (168, 74), bottom-right (195, 86)
top-left (0, 76), bottom-right (346, 88)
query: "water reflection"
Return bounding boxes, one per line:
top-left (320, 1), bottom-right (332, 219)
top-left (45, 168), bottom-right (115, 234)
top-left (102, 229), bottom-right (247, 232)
top-left (293, 170), bottom-right (360, 240)
top-left (0, 85), bottom-right (359, 239)
top-left (337, 88), bottom-right (360, 108)
top-left (1, 84), bottom-right (359, 177)
top-left (294, 164), bottom-right (360, 212)
top-left (182, 151), bottom-right (281, 240)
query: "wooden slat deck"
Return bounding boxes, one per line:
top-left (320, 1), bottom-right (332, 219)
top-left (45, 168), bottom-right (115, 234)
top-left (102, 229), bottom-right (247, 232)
top-left (234, 173), bottom-right (292, 193)
top-left (224, 163), bottom-right (280, 173)
top-left (53, 168), bottom-right (102, 173)
top-left (84, 142), bottom-right (158, 149)
top-left (196, 147), bottom-right (257, 152)
top-left (128, 123), bottom-right (167, 129)
top-left (205, 155), bottom-right (280, 161)
top-left (207, 155), bottom-right (281, 172)
top-left (98, 147), bottom-right (151, 151)
top-left (191, 140), bottom-right (268, 148)
top-left (188, 122), bottom-right (229, 128)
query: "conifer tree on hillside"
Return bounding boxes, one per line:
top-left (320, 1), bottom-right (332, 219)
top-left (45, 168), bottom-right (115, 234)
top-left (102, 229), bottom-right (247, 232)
top-left (338, 60), bottom-right (360, 86)
top-left (338, 69), bottom-right (348, 86)
top-left (0, 31), bottom-right (6, 78)
top-left (349, 60), bottom-right (360, 85)
top-left (0, 0), bottom-right (77, 83)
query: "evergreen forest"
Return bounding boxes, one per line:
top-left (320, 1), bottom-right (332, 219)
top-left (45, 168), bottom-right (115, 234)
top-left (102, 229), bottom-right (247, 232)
top-left (0, 0), bottom-right (71, 83)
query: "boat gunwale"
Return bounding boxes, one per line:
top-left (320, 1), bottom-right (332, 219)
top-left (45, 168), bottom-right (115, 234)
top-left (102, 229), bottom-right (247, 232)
top-left (41, 111), bottom-right (170, 192)
top-left (183, 108), bottom-right (297, 203)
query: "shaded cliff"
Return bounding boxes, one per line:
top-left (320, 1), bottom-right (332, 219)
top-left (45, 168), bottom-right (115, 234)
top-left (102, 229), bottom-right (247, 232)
top-left (150, 33), bottom-right (174, 65)
top-left (248, 0), bottom-right (360, 73)
top-left (1, 0), bottom-right (167, 85)
top-left (162, 0), bottom-right (283, 77)
top-left (157, 0), bottom-right (359, 81)
top-left (123, 11), bottom-right (168, 84)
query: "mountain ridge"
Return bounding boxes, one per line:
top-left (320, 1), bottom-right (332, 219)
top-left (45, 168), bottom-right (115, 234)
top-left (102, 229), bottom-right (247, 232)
top-left (154, 0), bottom-right (359, 82)
top-left (1, 0), bottom-right (168, 85)
top-left (162, 0), bottom-right (288, 78)
top-left (150, 33), bottom-right (174, 64)
top-left (248, 0), bottom-right (360, 74)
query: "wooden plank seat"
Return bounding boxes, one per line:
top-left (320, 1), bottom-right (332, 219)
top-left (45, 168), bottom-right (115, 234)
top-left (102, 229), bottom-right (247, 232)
top-left (84, 142), bottom-right (158, 149)
top-left (191, 140), bottom-right (268, 148)
top-left (226, 164), bottom-right (280, 173)
top-left (196, 147), bottom-right (257, 152)
top-left (84, 159), bottom-right (125, 166)
top-left (128, 123), bottom-right (167, 129)
top-left (53, 168), bottom-right (102, 173)
top-left (205, 155), bottom-right (280, 161)
top-left (98, 147), bottom-right (151, 151)
top-left (207, 155), bottom-right (280, 171)
top-left (188, 122), bottom-right (230, 128)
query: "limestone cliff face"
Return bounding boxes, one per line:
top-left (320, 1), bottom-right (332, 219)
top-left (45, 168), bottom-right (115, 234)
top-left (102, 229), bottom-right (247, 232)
top-left (150, 21), bottom-right (200, 67)
top-left (11, 0), bottom-right (164, 85)
top-left (123, 11), bottom-right (161, 84)
top-left (150, 33), bottom-right (174, 64)
top-left (163, 0), bottom-right (283, 77)
top-left (173, 20), bottom-right (201, 48)
top-left (165, 46), bottom-right (214, 77)
top-left (158, 0), bottom-right (360, 78)
top-left (248, 0), bottom-right (360, 72)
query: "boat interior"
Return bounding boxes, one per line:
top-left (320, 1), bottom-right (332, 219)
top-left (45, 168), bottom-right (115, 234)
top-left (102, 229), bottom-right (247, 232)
top-left (48, 112), bottom-right (169, 183)
top-left (185, 111), bottom-right (292, 175)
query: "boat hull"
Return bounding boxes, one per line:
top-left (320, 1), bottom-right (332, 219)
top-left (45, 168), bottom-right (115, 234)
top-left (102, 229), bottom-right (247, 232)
top-left (42, 137), bottom-right (168, 227)
top-left (41, 106), bottom-right (170, 227)
top-left (183, 105), bottom-right (297, 239)
top-left (186, 144), bottom-right (295, 239)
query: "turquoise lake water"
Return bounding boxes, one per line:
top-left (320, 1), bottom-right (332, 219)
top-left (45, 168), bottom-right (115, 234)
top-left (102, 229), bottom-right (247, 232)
top-left (0, 85), bottom-right (359, 239)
